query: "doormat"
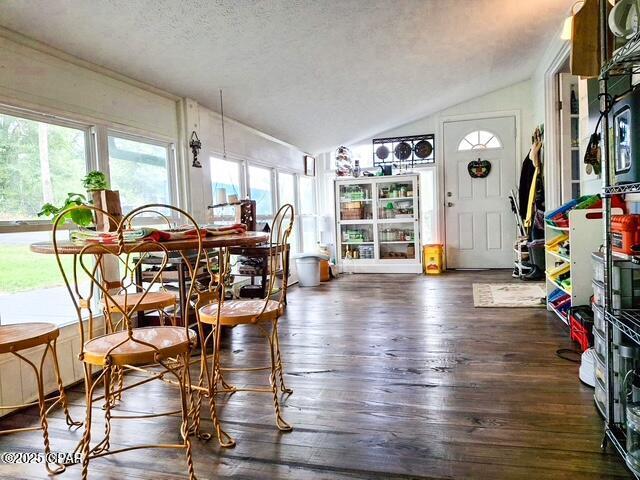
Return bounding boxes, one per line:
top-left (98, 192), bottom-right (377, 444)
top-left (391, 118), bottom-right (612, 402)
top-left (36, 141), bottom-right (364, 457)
top-left (472, 283), bottom-right (546, 308)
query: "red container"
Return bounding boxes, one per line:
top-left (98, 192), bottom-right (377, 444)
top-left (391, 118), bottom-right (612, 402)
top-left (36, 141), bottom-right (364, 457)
top-left (611, 214), bottom-right (640, 255)
top-left (569, 316), bottom-right (591, 352)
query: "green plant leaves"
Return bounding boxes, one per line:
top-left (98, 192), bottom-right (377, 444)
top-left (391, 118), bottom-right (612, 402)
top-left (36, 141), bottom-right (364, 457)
top-left (82, 171), bottom-right (108, 191)
top-left (37, 192), bottom-right (93, 226)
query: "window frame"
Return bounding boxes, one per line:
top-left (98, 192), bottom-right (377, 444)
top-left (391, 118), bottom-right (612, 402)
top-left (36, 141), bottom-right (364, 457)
top-left (0, 104), bottom-right (96, 233)
top-left (296, 174), bottom-right (319, 253)
top-left (105, 129), bottom-right (178, 224)
top-left (457, 130), bottom-right (503, 151)
top-left (247, 163), bottom-right (276, 221)
top-left (210, 155), bottom-right (245, 222)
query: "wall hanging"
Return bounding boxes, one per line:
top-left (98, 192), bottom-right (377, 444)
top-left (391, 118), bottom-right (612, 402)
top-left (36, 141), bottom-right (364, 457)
top-left (189, 131), bottom-right (202, 168)
top-left (372, 133), bottom-right (435, 169)
top-left (467, 158), bottom-right (491, 178)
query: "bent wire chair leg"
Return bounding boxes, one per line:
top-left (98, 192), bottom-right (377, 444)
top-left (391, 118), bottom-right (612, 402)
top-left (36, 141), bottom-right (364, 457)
top-left (80, 363), bottom-right (102, 480)
top-left (178, 353), bottom-right (197, 480)
top-left (50, 338), bottom-right (83, 428)
top-left (273, 321), bottom-right (292, 395)
top-left (206, 326), bottom-right (235, 448)
top-left (267, 324), bottom-right (292, 432)
top-left (92, 365), bottom-right (112, 455)
top-left (12, 343), bottom-right (66, 475)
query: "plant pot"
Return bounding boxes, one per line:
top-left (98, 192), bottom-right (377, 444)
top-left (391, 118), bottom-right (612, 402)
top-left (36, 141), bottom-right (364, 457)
top-left (92, 190), bottom-right (123, 232)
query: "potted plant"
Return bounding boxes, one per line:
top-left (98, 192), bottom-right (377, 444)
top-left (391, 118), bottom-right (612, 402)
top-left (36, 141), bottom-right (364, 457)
top-left (38, 171), bottom-right (122, 231)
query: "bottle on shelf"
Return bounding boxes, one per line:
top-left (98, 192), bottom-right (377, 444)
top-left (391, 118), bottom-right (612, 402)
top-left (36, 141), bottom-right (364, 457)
top-left (570, 88), bottom-right (578, 115)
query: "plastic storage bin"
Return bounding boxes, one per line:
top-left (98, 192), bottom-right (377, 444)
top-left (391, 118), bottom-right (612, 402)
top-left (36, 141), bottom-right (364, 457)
top-left (294, 253), bottom-right (330, 287)
top-left (423, 244), bottom-right (443, 275)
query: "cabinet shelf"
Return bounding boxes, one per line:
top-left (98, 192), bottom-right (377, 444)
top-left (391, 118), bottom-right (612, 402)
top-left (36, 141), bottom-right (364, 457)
top-left (378, 196), bottom-right (415, 201)
top-left (545, 248), bottom-right (570, 263)
top-left (544, 209), bottom-right (603, 321)
top-left (548, 302), bottom-right (569, 325)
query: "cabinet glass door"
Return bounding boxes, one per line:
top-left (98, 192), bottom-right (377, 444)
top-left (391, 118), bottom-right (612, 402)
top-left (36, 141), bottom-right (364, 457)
top-left (340, 224), bottom-right (374, 260)
top-left (338, 183), bottom-right (373, 221)
top-left (378, 222), bottom-right (417, 259)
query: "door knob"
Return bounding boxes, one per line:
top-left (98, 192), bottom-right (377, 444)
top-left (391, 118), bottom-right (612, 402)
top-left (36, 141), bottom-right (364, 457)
top-left (447, 202), bottom-right (454, 207)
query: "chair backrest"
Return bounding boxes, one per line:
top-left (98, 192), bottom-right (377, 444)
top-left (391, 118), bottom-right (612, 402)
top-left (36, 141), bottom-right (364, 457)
top-left (267, 203), bottom-right (295, 310)
top-left (52, 204), bottom-right (203, 356)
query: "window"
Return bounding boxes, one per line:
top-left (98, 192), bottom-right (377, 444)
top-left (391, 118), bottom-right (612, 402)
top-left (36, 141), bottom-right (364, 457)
top-left (248, 165), bottom-right (274, 219)
top-left (211, 157), bottom-right (243, 220)
top-left (419, 169), bottom-right (437, 245)
top-left (278, 172), bottom-right (295, 207)
top-left (277, 172), bottom-right (299, 252)
top-left (457, 130), bottom-right (502, 151)
top-left (299, 176), bottom-right (316, 215)
top-left (298, 176), bottom-right (318, 252)
top-left (350, 144), bottom-right (374, 169)
top-left (0, 112), bottom-right (88, 221)
top-left (108, 134), bottom-right (172, 213)
top-left (0, 109), bottom-right (91, 326)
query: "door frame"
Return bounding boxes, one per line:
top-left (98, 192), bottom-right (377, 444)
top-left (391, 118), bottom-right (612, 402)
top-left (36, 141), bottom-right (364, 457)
top-left (438, 110), bottom-right (521, 269)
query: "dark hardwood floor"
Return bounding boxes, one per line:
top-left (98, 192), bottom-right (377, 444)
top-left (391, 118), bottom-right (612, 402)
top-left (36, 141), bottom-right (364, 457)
top-left (0, 271), bottom-right (630, 479)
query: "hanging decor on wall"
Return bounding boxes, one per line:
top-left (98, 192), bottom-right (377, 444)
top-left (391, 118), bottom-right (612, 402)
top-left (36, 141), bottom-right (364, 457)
top-left (372, 133), bottom-right (435, 169)
top-left (467, 158), bottom-right (492, 178)
top-left (189, 131), bottom-right (202, 168)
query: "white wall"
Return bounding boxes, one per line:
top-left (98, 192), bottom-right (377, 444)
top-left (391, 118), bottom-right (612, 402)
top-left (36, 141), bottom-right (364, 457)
top-left (370, 79), bottom-right (533, 151)
top-left (318, 79), bottom-right (534, 250)
top-left (0, 29), bottom-right (309, 412)
top-left (182, 98), bottom-right (308, 223)
top-left (530, 25), bottom-right (571, 209)
top-left (0, 30), bottom-right (179, 140)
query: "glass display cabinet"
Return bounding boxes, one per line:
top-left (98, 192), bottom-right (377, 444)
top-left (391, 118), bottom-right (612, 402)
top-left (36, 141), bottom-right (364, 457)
top-left (335, 174), bottom-right (421, 273)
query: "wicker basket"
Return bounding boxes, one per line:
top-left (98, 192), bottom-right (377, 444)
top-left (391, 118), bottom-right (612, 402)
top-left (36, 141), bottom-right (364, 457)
top-left (341, 202), bottom-right (364, 220)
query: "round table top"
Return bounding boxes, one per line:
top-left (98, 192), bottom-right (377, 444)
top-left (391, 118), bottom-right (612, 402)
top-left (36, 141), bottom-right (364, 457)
top-left (30, 231), bottom-right (269, 255)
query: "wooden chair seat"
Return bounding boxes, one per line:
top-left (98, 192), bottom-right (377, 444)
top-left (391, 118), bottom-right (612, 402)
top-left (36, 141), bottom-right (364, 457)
top-left (102, 291), bottom-right (176, 313)
top-left (82, 326), bottom-right (196, 366)
top-left (199, 299), bottom-right (283, 326)
top-left (0, 323), bottom-right (59, 354)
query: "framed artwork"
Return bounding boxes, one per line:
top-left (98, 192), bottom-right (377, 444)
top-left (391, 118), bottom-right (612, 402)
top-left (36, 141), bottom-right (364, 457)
top-left (304, 155), bottom-right (316, 176)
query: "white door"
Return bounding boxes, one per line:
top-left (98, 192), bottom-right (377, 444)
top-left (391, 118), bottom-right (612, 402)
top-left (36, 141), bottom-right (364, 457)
top-left (444, 116), bottom-right (517, 269)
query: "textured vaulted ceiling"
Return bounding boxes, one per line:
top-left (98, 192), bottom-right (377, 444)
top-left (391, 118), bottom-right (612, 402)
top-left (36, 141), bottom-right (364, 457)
top-left (0, 0), bottom-right (571, 152)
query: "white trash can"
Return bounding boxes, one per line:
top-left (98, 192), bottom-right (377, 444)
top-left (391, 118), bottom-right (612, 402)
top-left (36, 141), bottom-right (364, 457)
top-left (294, 253), bottom-right (330, 287)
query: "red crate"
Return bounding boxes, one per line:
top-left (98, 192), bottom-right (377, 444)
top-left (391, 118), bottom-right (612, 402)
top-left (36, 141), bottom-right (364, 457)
top-left (569, 315), bottom-right (591, 352)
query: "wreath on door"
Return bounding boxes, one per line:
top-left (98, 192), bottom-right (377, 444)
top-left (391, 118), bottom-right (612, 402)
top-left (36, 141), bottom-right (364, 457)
top-left (467, 158), bottom-right (491, 178)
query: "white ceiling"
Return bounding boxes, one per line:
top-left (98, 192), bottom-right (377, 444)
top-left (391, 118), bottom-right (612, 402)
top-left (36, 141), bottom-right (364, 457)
top-left (0, 0), bottom-right (572, 152)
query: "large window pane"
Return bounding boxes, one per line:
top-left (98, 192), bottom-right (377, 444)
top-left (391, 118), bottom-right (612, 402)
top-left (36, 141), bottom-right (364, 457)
top-left (301, 217), bottom-right (318, 252)
top-left (108, 135), bottom-right (170, 213)
top-left (420, 169), bottom-right (435, 244)
top-left (0, 231), bottom-right (91, 326)
top-left (0, 112), bottom-right (87, 221)
top-left (278, 172), bottom-right (295, 207)
top-left (277, 172), bottom-right (298, 251)
top-left (299, 176), bottom-right (316, 215)
top-left (249, 165), bottom-right (273, 217)
top-left (211, 157), bottom-right (242, 220)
